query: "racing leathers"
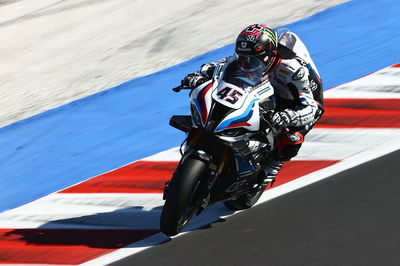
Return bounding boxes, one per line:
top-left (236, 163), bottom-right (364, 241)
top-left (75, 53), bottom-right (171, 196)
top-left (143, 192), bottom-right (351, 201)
top-left (181, 39), bottom-right (324, 184)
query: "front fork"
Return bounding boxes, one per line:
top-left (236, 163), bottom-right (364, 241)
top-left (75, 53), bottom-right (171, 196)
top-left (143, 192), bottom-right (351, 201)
top-left (163, 129), bottom-right (231, 210)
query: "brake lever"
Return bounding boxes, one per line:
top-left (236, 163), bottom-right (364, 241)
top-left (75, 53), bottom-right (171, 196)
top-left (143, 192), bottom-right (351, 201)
top-left (172, 85), bottom-right (192, 92)
top-left (172, 85), bottom-right (183, 92)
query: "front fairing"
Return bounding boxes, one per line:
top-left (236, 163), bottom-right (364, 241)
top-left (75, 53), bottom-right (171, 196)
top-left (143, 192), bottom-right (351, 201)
top-left (189, 61), bottom-right (274, 134)
top-left (212, 81), bottom-right (263, 132)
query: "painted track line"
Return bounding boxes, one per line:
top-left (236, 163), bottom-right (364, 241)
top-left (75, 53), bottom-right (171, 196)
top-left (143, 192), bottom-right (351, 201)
top-left (79, 141), bottom-right (400, 266)
top-left (2, 64), bottom-right (400, 265)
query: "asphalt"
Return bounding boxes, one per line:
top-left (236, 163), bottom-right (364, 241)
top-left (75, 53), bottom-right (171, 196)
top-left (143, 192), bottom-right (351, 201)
top-left (110, 150), bottom-right (400, 266)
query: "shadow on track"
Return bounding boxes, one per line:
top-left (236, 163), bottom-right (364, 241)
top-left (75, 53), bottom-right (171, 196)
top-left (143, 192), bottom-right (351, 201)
top-left (4, 204), bottom-right (236, 249)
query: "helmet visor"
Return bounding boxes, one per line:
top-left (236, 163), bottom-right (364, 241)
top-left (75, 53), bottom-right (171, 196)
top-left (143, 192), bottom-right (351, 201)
top-left (236, 54), bottom-right (266, 73)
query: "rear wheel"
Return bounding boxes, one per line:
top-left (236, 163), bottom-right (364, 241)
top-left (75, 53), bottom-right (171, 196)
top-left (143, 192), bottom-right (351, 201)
top-left (160, 158), bottom-right (207, 236)
top-left (223, 183), bottom-right (266, 211)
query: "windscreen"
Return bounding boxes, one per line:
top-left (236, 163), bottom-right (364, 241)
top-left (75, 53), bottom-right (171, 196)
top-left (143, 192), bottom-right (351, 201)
top-left (222, 57), bottom-right (264, 89)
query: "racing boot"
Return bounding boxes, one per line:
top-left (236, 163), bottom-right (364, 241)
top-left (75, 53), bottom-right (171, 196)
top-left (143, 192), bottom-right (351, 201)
top-left (259, 158), bottom-right (283, 186)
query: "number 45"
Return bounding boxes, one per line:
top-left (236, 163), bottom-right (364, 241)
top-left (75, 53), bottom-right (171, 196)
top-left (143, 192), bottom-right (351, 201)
top-left (216, 87), bottom-right (243, 104)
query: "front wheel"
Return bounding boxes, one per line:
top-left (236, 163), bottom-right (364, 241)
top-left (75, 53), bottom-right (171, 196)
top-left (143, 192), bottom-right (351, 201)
top-left (160, 158), bottom-right (207, 236)
top-left (223, 184), bottom-right (266, 211)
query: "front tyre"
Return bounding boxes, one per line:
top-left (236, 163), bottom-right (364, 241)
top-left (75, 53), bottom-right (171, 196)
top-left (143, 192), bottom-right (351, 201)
top-left (160, 158), bottom-right (207, 236)
top-left (223, 184), bottom-right (266, 211)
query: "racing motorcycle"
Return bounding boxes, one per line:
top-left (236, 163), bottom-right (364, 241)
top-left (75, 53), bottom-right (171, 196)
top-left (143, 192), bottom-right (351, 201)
top-left (160, 57), bottom-right (281, 236)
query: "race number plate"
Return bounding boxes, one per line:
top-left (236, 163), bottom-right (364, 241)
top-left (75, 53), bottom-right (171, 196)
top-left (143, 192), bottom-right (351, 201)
top-left (212, 82), bottom-right (248, 109)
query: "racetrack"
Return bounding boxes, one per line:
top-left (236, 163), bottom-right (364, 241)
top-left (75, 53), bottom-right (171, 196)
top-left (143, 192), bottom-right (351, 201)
top-left (1, 0), bottom-right (400, 265)
top-left (110, 150), bottom-right (400, 266)
top-left (2, 63), bottom-right (398, 265)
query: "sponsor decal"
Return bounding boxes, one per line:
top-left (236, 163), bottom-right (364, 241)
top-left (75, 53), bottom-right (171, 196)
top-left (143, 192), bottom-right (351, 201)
top-left (255, 45), bottom-right (264, 52)
top-left (293, 67), bottom-right (305, 80)
top-left (238, 48), bottom-right (252, 52)
top-left (237, 41), bottom-right (252, 52)
top-left (309, 80), bottom-right (318, 91)
top-left (238, 35), bottom-right (257, 43)
top-left (287, 132), bottom-right (301, 143)
top-left (257, 86), bottom-right (272, 96)
top-left (262, 28), bottom-right (277, 46)
top-left (279, 69), bottom-right (290, 75)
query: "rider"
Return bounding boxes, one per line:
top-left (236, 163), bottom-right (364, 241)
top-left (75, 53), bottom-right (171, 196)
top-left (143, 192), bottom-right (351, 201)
top-left (179, 24), bottom-right (324, 184)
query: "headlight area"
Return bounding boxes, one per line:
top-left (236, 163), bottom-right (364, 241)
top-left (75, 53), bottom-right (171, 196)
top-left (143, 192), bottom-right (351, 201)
top-left (191, 104), bottom-right (202, 127)
top-left (219, 128), bottom-right (247, 137)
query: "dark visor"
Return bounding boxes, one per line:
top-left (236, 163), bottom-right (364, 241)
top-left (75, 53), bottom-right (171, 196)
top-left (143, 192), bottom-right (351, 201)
top-left (236, 54), bottom-right (266, 73)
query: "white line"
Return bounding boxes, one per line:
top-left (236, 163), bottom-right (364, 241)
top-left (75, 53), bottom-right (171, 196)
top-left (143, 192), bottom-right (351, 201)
top-left (0, 264), bottom-right (75, 266)
top-left (0, 193), bottom-right (164, 229)
top-left (256, 143), bottom-right (400, 204)
top-left (6, 63), bottom-right (400, 265)
top-left (141, 129), bottom-right (400, 161)
top-left (79, 142), bottom-right (399, 266)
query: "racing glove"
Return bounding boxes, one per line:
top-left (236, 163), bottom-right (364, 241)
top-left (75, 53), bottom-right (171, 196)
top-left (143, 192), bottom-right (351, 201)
top-left (181, 73), bottom-right (206, 89)
top-left (270, 109), bottom-right (298, 129)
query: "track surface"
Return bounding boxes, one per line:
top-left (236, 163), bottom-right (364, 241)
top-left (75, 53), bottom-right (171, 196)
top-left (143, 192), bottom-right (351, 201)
top-left (1, 65), bottom-right (398, 264)
top-left (111, 150), bottom-right (400, 266)
top-left (1, 1), bottom-right (400, 264)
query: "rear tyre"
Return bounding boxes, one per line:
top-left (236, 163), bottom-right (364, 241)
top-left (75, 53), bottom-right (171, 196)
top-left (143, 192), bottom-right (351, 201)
top-left (160, 158), bottom-right (207, 236)
top-left (223, 184), bottom-right (266, 211)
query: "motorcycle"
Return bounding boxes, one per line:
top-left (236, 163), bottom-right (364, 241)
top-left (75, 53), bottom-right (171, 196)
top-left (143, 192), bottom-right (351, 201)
top-left (160, 57), bottom-right (280, 236)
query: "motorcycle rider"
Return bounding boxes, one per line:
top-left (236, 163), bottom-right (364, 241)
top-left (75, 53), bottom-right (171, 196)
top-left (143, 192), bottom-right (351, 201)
top-left (179, 24), bottom-right (324, 184)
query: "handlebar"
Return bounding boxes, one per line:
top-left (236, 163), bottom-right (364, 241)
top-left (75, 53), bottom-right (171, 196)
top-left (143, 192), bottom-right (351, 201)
top-left (172, 85), bottom-right (191, 92)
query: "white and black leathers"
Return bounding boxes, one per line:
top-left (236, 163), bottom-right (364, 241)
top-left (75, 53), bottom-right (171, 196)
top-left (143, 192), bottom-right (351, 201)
top-left (198, 53), bottom-right (321, 130)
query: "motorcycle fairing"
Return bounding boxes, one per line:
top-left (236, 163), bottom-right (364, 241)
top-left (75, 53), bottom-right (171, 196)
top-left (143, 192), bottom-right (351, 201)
top-left (191, 79), bottom-right (215, 126)
top-left (190, 79), bottom-right (274, 133)
top-left (213, 81), bottom-right (274, 132)
top-left (214, 97), bottom-right (259, 132)
top-left (190, 55), bottom-right (275, 132)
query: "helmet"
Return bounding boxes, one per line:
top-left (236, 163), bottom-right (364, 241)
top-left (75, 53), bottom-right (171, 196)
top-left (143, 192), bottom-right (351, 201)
top-left (235, 24), bottom-right (278, 74)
